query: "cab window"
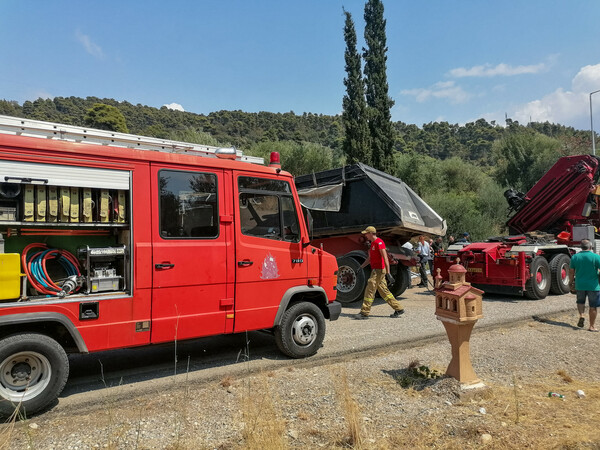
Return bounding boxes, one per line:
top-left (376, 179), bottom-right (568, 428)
top-left (159, 170), bottom-right (218, 238)
top-left (238, 176), bottom-right (299, 242)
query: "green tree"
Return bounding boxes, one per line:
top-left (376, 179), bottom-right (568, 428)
top-left (363, 0), bottom-right (395, 172)
top-left (247, 141), bottom-right (342, 176)
top-left (492, 131), bottom-right (562, 191)
top-left (167, 127), bottom-right (222, 147)
top-left (342, 9), bottom-right (370, 165)
top-left (84, 103), bottom-right (129, 133)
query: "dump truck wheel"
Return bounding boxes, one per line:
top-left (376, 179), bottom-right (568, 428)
top-left (525, 256), bottom-right (551, 299)
top-left (335, 256), bottom-right (366, 304)
top-left (275, 302), bottom-right (326, 358)
top-left (389, 265), bottom-right (410, 297)
top-left (549, 254), bottom-right (571, 295)
top-left (0, 333), bottom-right (69, 417)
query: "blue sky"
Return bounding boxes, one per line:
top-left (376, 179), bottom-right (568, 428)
top-left (1, 1), bottom-right (600, 130)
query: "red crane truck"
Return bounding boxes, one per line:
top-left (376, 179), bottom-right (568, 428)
top-left (295, 164), bottom-right (447, 303)
top-left (0, 115), bottom-right (340, 415)
top-left (434, 154), bottom-right (600, 299)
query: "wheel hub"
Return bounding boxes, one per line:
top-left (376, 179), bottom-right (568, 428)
top-left (292, 315), bottom-right (317, 346)
top-left (11, 362), bottom-right (33, 384)
top-left (0, 351), bottom-right (49, 401)
top-left (337, 266), bottom-right (356, 293)
top-left (536, 268), bottom-right (548, 290)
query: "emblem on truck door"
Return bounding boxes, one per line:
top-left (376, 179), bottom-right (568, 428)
top-left (260, 252), bottom-right (280, 279)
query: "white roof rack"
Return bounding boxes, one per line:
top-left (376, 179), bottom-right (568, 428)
top-left (0, 114), bottom-right (264, 165)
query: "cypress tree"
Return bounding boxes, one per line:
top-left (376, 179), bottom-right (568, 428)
top-left (363, 0), bottom-right (395, 172)
top-left (342, 10), bottom-right (371, 165)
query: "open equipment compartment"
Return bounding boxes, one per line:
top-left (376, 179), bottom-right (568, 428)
top-left (0, 159), bottom-right (132, 302)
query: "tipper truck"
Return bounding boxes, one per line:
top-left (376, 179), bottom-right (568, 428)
top-left (295, 163), bottom-right (447, 303)
top-left (435, 154), bottom-right (600, 299)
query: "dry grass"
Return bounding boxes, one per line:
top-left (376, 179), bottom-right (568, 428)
top-left (333, 367), bottom-right (364, 449)
top-left (4, 354), bottom-right (600, 449)
top-left (0, 405), bottom-right (22, 450)
top-left (219, 376), bottom-right (234, 388)
top-left (383, 376), bottom-right (600, 449)
top-left (239, 375), bottom-right (287, 450)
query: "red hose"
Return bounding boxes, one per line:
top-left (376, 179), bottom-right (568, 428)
top-left (22, 243), bottom-right (81, 296)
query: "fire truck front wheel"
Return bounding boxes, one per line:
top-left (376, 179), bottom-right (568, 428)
top-left (525, 256), bottom-right (551, 300)
top-left (0, 333), bottom-right (69, 417)
top-left (275, 302), bottom-right (326, 358)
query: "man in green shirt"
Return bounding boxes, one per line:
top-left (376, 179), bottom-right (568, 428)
top-left (568, 239), bottom-right (600, 332)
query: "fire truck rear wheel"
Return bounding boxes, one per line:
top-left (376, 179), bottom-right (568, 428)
top-left (275, 302), bottom-right (326, 358)
top-left (524, 256), bottom-right (551, 300)
top-left (0, 333), bottom-right (69, 417)
top-left (335, 256), bottom-right (366, 304)
top-left (549, 254), bottom-right (571, 295)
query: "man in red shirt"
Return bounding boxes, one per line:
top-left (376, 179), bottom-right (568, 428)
top-left (355, 226), bottom-right (405, 319)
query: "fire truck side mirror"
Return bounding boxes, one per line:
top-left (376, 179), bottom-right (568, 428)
top-left (301, 236), bottom-right (311, 248)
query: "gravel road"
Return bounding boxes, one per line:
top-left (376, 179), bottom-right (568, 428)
top-left (61, 284), bottom-right (576, 409)
top-left (4, 285), bottom-right (595, 449)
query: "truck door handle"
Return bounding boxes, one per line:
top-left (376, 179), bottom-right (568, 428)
top-left (155, 263), bottom-right (175, 269)
top-left (237, 260), bottom-right (253, 267)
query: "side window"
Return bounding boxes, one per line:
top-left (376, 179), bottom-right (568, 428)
top-left (281, 196), bottom-right (300, 242)
top-left (239, 193), bottom-right (281, 239)
top-left (159, 170), bottom-right (218, 239)
top-left (238, 176), bottom-right (300, 242)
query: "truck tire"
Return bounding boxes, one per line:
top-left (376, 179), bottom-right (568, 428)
top-left (275, 302), bottom-right (326, 358)
top-left (549, 254), bottom-right (571, 295)
top-left (389, 265), bottom-right (410, 298)
top-left (335, 256), bottom-right (366, 304)
top-left (0, 333), bottom-right (69, 417)
top-left (524, 256), bottom-right (551, 300)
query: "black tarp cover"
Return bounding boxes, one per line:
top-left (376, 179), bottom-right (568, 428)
top-left (295, 163), bottom-right (446, 238)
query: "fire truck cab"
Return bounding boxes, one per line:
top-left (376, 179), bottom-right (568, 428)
top-left (0, 115), bottom-right (340, 415)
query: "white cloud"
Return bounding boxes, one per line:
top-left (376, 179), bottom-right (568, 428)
top-left (31, 90), bottom-right (53, 100)
top-left (513, 63), bottom-right (600, 126)
top-left (75, 30), bottom-right (104, 59)
top-left (163, 102), bottom-right (185, 112)
top-left (449, 62), bottom-right (546, 78)
top-left (400, 81), bottom-right (470, 104)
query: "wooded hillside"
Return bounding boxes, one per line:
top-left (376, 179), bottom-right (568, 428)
top-left (0, 96), bottom-right (594, 240)
top-left (0, 97), bottom-right (590, 166)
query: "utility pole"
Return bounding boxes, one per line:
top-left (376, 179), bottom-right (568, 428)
top-left (590, 89), bottom-right (600, 155)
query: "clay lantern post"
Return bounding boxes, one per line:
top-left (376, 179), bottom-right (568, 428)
top-left (434, 261), bottom-right (484, 387)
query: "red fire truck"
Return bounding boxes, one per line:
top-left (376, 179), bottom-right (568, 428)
top-left (0, 115), bottom-right (340, 415)
top-left (434, 154), bottom-right (600, 299)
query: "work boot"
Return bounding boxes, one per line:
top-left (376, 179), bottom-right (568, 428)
top-left (390, 310), bottom-right (405, 318)
top-left (354, 313), bottom-right (369, 320)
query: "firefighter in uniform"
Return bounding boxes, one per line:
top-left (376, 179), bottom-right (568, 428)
top-left (355, 226), bottom-right (405, 319)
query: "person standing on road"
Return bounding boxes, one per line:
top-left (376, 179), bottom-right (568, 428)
top-left (568, 239), bottom-right (600, 332)
top-left (447, 235), bottom-right (455, 247)
top-left (416, 235), bottom-right (431, 288)
top-left (432, 236), bottom-right (443, 255)
top-left (355, 226), bottom-right (405, 320)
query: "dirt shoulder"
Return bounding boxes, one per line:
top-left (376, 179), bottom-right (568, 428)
top-left (4, 309), bottom-right (600, 449)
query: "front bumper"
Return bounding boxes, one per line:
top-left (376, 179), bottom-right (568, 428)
top-left (327, 301), bottom-right (342, 321)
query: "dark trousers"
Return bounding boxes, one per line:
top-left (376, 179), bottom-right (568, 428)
top-left (418, 257), bottom-right (428, 286)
